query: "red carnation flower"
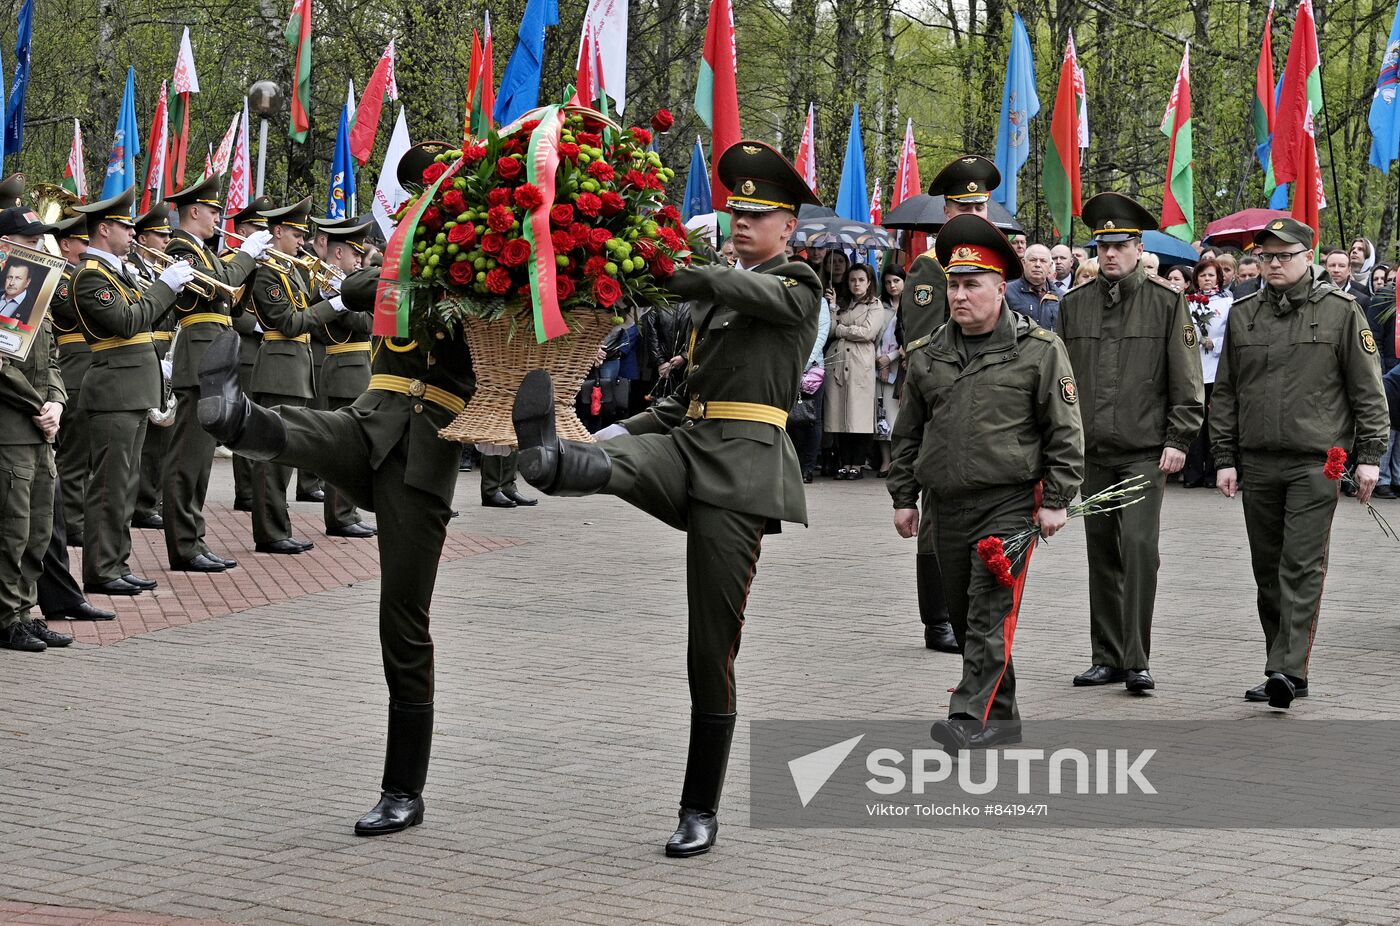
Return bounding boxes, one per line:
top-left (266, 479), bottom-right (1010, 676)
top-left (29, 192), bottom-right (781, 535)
top-left (593, 275), bottom-right (624, 308)
top-left (550, 204), bottom-right (574, 226)
top-left (501, 136), bottom-right (525, 156)
top-left (634, 238), bottom-right (657, 260)
top-left (577, 131), bottom-right (601, 147)
top-left (500, 238), bottom-right (532, 268)
top-left (599, 191), bottom-right (626, 216)
top-left (480, 232), bottom-right (505, 255)
top-left (659, 205), bottom-right (681, 222)
top-left (443, 190), bottom-right (467, 214)
top-left (448, 260), bottom-right (475, 286)
top-left (630, 127), bottom-right (653, 146)
top-left (551, 230), bottom-right (576, 253)
top-left (447, 223), bottom-right (477, 246)
top-left (513, 183), bottom-right (545, 211)
top-left (558, 142), bottom-right (581, 161)
top-left (649, 254), bottom-right (676, 279)
top-left (583, 256), bottom-right (609, 278)
top-left (575, 192), bottom-right (603, 217)
top-left (657, 226), bottom-right (684, 249)
top-left (585, 227), bottom-right (613, 254)
top-left (421, 206), bottom-right (444, 232)
top-left (496, 156), bottom-right (523, 180)
top-left (487, 205), bottom-right (516, 233)
top-left (486, 187), bottom-right (512, 208)
top-left (422, 162), bottom-right (448, 185)
top-left (651, 109), bottom-right (674, 133)
top-left (485, 267), bottom-right (513, 295)
top-left (556, 274), bottom-right (576, 300)
top-left (1324, 446), bottom-right (1348, 481)
top-left (587, 161), bottom-right (616, 182)
top-left (570, 222), bottom-right (592, 240)
top-left (462, 143), bottom-right (488, 163)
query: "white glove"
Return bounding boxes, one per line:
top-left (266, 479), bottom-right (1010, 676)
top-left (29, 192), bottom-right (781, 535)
top-left (158, 261), bottom-right (197, 292)
top-left (593, 423), bottom-right (629, 441)
top-left (160, 357), bottom-right (173, 381)
top-left (238, 230), bottom-right (274, 259)
top-left (329, 295), bottom-right (347, 313)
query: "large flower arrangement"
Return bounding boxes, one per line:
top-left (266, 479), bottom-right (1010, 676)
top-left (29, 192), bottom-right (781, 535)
top-left (380, 106), bottom-right (694, 346)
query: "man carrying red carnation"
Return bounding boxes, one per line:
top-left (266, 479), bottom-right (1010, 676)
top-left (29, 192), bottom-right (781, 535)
top-left (511, 140), bottom-right (822, 858)
top-left (1210, 217), bottom-right (1389, 709)
top-left (888, 215), bottom-right (1083, 751)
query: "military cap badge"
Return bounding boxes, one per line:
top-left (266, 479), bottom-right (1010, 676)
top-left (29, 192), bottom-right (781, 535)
top-left (740, 180), bottom-right (756, 196)
top-left (1270, 220), bottom-right (1285, 230)
top-left (742, 145), bottom-right (761, 155)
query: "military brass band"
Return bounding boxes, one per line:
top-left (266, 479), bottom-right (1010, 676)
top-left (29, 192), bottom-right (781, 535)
top-left (0, 135), bottom-right (1389, 861)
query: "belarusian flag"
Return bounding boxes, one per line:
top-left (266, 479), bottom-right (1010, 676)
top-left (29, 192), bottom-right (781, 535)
top-left (1159, 44), bottom-right (1194, 242)
top-left (62, 118), bottom-right (87, 202)
top-left (140, 81), bottom-right (169, 212)
top-left (869, 177), bottom-right (882, 226)
top-left (168, 26), bottom-right (200, 189)
top-left (223, 99), bottom-right (251, 235)
top-left (210, 109), bottom-right (239, 177)
top-left (794, 102), bottom-right (817, 193)
top-left (350, 40), bottom-right (397, 166)
top-left (464, 17), bottom-right (494, 141)
top-left (1044, 35), bottom-right (1082, 241)
top-left (285, 0), bottom-right (313, 142)
top-left (1275, 0), bottom-right (1325, 240)
top-left (695, 0), bottom-right (740, 211)
top-left (1253, 2), bottom-right (1277, 196)
top-left (891, 117), bottom-right (925, 266)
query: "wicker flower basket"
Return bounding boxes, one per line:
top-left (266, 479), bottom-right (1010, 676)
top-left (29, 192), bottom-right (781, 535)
top-left (437, 313), bottom-right (615, 447)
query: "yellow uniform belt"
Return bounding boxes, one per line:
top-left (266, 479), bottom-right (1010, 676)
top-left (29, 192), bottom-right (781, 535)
top-left (368, 374), bottom-right (466, 415)
top-left (152, 331), bottom-right (174, 342)
top-left (325, 341), bottom-right (371, 355)
top-left (686, 398), bottom-right (789, 430)
top-left (90, 332), bottom-right (154, 352)
top-left (263, 331), bottom-right (311, 344)
top-left (56, 333), bottom-right (87, 346)
top-left (179, 312), bottom-right (230, 328)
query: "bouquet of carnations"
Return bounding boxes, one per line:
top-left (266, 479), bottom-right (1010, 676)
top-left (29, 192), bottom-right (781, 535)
top-left (1186, 292), bottom-right (1215, 338)
top-left (1324, 447), bottom-right (1398, 540)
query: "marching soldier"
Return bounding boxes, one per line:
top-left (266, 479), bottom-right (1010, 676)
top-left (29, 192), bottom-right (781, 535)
top-left (225, 196), bottom-right (274, 512)
top-left (1211, 218), bottom-right (1389, 708)
top-left (245, 197), bottom-right (344, 554)
top-left (50, 214), bottom-right (91, 544)
top-left (1056, 193), bottom-right (1204, 692)
top-left (889, 215), bottom-right (1083, 749)
top-left (314, 218), bottom-right (376, 538)
top-left (899, 155), bottom-right (1002, 655)
top-left (130, 207), bottom-right (174, 531)
top-left (161, 174), bottom-right (271, 572)
top-left (71, 186), bottom-right (196, 595)
top-left (511, 140), bottom-right (822, 857)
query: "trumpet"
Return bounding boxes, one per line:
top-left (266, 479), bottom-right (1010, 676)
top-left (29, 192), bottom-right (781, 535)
top-left (132, 243), bottom-right (246, 303)
top-left (225, 231), bottom-right (320, 275)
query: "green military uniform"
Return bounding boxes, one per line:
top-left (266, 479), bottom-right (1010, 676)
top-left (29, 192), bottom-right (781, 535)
top-left (70, 187), bottom-right (181, 590)
top-left (480, 451), bottom-right (529, 502)
top-left (50, 218), bottom-right (91, 543)
top-left (131, 208), bottom-right (175, 526)
top-left (245, 198), bottom-right (340, 550)
top-left (1211, 218), bottom-right (1389, 708)
top-left (889, 216), bottom-right (1083, 745)
top-left (512, 140), bottom-right (822, 858)
top-left (1055, 193), bottom-right (1204, 686)
top-left (160, 176), bottom-right (260, 569)
top-left (226, 198), bottom-right (273, 511)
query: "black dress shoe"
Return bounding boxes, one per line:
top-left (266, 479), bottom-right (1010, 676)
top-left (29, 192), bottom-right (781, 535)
top-left (1245, 678), bottom-right (1309, 701)
top-left (929, 717), bottom-right (980, 751)
top-left (170, 553), bottom-right (227, 573)
top-left (205, 551), bottom-right (238, 569)
top-left (356, 700), bottom-right (433, 836)
top-left (26, 620), bottom-right (72, 648)
top-left (1375, 485), bottom-right (1397, 499)
top-left (924, 621), bottom-right (960, 653)
top-left (802, 471), bottom-right (814, 484)
top-left (233, 500), bottom-right (254, 512)
top-left (131, 513), bottom-right (164, 529)
top-left (255, 539), bottom-right (313, 554)
top-left (968, 722), bottom-right (1022, 748)
top-left (1073, 665), bottom-right (1128, 686)
top-left (46, 602), bottom-right (116, 621)
top-left (665, 809), bottom-right (718, 857)
top-left (121, 574), bottom-right (158, 590)
top-left (1263, 672), bottom-right (1296, 709)
top-left (354, 790), bottom-right (425, 836)
top-left (481, 491), bottom-right (517, 508)
top-left (295, 489), bottom-right (326, 503)
top-left (327, 522), bottom-right (377, 538)
top-left (503, 489), bottom-right (537, 507)
top-left (1125, 669), bottom-right (1155, 693)
top-left (84, 578), bottom-right (142, 596)
top-left (1, 622), bottom-right (45, 652)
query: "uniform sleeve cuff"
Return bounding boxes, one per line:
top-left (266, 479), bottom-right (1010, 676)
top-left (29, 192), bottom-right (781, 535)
top-left (891, 495), bottom-right (919, 510)
top-left (1356, 442), bottom-right (1387, 466)
top-left (1041, 492), bottom-right (1073, 509)
top-left (1213, 451), bottom-right (1237, 468)
top-left (1164, 439), bottom-right (1190, 453)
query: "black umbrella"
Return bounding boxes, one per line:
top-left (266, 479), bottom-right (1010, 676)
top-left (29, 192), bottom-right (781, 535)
top-left (798, 203), bottom-right (836, 219)
top-left (882, 194), bottom-right (1025, 234)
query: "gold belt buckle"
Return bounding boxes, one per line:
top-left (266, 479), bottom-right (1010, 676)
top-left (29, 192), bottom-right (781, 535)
top-left (687, 398), bottom-right (705, 419)
top-left (408, 379), bottom-right (427, 398)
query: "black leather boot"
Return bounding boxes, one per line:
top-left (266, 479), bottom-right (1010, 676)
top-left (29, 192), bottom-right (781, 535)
top-left (918, 553), bottom-right (959, 653)
top-left (354, 700), bottom-right (433, 837)
top-left (513, 369), bottom-right (612, 496)
top-left (664, 712), bottom-right (736, 858)
top-left (197, 330), bottom-right (287, 461)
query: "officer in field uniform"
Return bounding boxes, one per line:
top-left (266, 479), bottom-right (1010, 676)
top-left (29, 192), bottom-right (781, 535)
top-left (130, 207), bottom-right (175, 530)
top-left (225, 196), bottom-right (275, 512)
top-left (50, 214), bottom-right (92, 544)
top-left (1211, 217), bottom-right (1388, 709)
top-left (161, 174), bottom-right (271, 572)
top-left (1056, 192), bottom-right (1204, 693)
top-left (889, 215), bottom-right (1083, 749)
top-left (70, 187), bottom-right (195, 595)
top-left (512, 140), bottom-right (822, 858)
top-left (899, 155), bottom-right (1002, 655)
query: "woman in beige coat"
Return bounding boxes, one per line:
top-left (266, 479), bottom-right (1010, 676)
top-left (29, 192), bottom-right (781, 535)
top-left (823, 262), bottom-right (882, 479)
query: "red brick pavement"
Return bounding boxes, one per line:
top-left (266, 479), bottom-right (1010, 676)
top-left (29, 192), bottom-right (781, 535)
top-left (0, 902), bottom-right (235, 925)
top-left (59, 502), bottom-right (522, 646)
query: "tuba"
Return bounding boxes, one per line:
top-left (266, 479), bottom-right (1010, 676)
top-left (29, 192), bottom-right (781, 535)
top-left (32, 182), bottom-right (79, 257)
top-left (147, 323), bottom-right (181, 428)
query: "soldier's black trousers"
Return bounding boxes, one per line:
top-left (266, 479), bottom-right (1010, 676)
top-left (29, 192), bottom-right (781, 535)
top-left (1082, 457), bottom-right (1166, 670)
top-left (479, 452), bottom-right (520, 499)
top-left (83, 410), bottom-right (146, 585)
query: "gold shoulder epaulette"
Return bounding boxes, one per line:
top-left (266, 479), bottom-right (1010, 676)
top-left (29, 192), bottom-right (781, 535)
top-left (1064, 278), bottom-right (1094, 296)
top-left (1029, 327), bottom-right (1055, 342)
top-left (1147, 274), bottom-right (1180, 292)
top-left (905, 334), bottom-right (933, 352)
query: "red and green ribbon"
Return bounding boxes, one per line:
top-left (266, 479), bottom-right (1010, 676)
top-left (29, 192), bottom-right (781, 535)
top-left (521, 104), bottom-right (569, 342)
top-left (373, 156), bottom-right (466, 338)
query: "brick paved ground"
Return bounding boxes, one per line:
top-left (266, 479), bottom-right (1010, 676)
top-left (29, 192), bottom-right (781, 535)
top-left (4, 457), bottom-right (1400, 925)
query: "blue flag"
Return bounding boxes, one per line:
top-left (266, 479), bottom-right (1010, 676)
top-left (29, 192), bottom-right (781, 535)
top-left (1370, 3), bottom-right (1400, 172)
top-left (494, 0), bottom-right (559, 126)
top-left (4, 0), bottom-right (31, 154)
top-left (682, 136), bottom-right (712, 221)
top-left (0, 47), bottom-right (7, 172)
top-left (992, 13), bottom-right (1040, 215)
top-left (835, 103), bottom-right (869, 223)
top-left (328, 102), bottom-right (356, 219)
top-left (102, 67), bottom-right (140, 199)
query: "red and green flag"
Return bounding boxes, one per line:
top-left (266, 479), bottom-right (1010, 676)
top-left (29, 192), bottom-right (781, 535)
top-left (1159, 43), bottom-right (1194, 242)
top-left (167, 27), bottom-right (199, 189)
top-left (1275, 0), bottom-right (1325, 241)
top-left (62, 118), bottom-right (87, 202)
top-left (695, 0), bottom-right (740, 212)
top-left (463, 19), bottom-right (496, 142)
top-left (1044, 34), bottom-right (1082, 242)
top-left (1253, 2), bottom-right (1277, 198)
top-left (285, 0), bottom-right (313, 143)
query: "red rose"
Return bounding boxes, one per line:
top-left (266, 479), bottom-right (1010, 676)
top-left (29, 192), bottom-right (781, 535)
top-left (463, 143), bottom-right (488, 163)
top-left (480, 232), bottom-right (505, 255)
top-left (583, 256), bottom-right (608, 278)
top-left (421, 206), bottom-right (444, 232)
top-left (447, 223), bottom-right (477, 246)
top-left (550, 204), bottom-right (574, 226)
top-left (630, 127), bottom-right (653, 146)
top-left (485, 267), bottom-right (513, 295)
top-left (634, 238), bottom-right (657, 260)
top-left (551, 230), bottom-right (575, 253)
top-left (558, 142), bottom-right (581, 161)
top-left (487, 205), bottom-right (515, 233)
top-left (593, 275), bottom-right (623, 308)
top-left (448, 260), bottom-right (475, 286)
top-left (648, 254), bottom-right (676, 279)
top-left (422, 162), bottom-right (448, 185)
top-left (588, 227), bottom-right (614, 248)
top-left (556, 275), bottom-right (576, 300)
top-left (501, 136), bottom-right (525, 155)
top-left (577, 131), bottom-right (601, 147)
top-left (486, 187), bottom-right (512, 208)
top-left (496, 156), bottom-right (523, 180)
top-left (599, 191), bottom-right (626, 216)
top-left (500, 238), bottom-right (532, 268)
top-left (513, 183), bottom-right (545, 211)
top-left (443, 190), bottom-right (467, 214)
top-left (587, 161), bottom-right (615, 182)
top-left (651, 109), bottom-right (674, 133)
top-left (575, 192), bottom-right (602, 217)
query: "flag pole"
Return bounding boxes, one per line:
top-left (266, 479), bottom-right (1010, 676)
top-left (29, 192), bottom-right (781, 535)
top-left (1317, 54), bottom-right (1346, 247)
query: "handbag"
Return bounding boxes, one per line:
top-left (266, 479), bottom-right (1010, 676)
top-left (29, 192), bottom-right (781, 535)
top-left (875, 397), bottom-right (892, 439)
top-left (789, 392), bottom-right (818, 426)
